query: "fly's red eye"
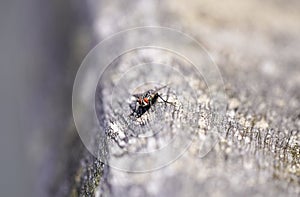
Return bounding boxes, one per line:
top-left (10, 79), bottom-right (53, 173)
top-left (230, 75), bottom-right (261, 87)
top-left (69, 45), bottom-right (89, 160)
top-left (138, 98), bottom-right (142, 104)
top-left (143, 98), bottom-right (149, 103)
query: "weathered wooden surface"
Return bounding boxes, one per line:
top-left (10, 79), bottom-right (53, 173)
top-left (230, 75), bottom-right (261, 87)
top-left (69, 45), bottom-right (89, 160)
top-left (79, 1), bottom-right (300, 196)
top-left (41, 1), bottom-right (300, 196)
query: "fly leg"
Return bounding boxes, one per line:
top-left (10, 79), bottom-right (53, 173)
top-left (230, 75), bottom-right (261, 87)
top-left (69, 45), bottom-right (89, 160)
top-left (158, 94), bottom-right (176, 106)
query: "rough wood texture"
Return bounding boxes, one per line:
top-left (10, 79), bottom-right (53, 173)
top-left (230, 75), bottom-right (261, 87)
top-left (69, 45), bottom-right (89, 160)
top-left (78, 1), bottom-right (300, 196)
top-left (49, 1), bottom-right (300, 196)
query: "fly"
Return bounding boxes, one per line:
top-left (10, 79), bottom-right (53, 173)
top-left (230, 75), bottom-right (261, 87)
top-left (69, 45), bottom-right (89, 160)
top-left (129, 85), bottom-right (174, 118)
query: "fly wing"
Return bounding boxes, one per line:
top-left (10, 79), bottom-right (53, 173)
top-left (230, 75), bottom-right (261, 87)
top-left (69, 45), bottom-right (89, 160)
top-left (132, 84), bottom-right (169, 98)
top-left (152, 84), bottom-right (169, 94)
top-left (132, 93), bottom-right (143, 98)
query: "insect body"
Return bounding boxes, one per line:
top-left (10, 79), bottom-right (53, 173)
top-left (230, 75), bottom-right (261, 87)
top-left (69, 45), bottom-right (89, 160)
top-left (129, 85), bottom-right (174, 118)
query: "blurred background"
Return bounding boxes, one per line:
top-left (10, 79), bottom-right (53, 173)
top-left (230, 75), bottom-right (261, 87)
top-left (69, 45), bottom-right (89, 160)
top-left (1, 0), bottom-right (299, 196)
